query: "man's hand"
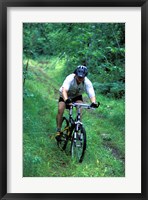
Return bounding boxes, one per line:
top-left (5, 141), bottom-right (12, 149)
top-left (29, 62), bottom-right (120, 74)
top-left (65, 98), bottom-right (72, 108)
top-left (90, 102), bottom-right (100, 108)
top-left (65, 98), bottom-right (72, 105)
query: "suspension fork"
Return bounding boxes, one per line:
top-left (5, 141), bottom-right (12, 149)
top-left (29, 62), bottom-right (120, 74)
top-left (75, 106), bottom-right (83, 131)
top-left (68, 106), bottom-right (75, 139)
top-left (74, 118), bottom-right (83, 141)
top-left (69, 105), bottom-right (82, 140)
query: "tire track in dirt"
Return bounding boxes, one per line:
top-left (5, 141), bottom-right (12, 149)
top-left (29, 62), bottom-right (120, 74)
top-left (30, 66), bottom-right (59, 98)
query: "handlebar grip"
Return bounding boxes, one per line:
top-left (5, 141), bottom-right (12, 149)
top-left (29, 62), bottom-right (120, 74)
top-left (90, 102), bottom-right (100, 108)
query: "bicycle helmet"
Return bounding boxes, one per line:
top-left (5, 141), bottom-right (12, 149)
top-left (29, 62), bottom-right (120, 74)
top-left (75, 65), bottom-right (88, 77)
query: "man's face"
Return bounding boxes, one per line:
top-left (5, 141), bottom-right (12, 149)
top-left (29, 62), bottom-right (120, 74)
top-left (76, 75), bottom-right (85, 84)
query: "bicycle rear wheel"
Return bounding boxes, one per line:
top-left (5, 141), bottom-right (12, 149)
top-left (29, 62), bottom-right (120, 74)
top-left (70, 126), bottom-right (86, 163)
top-left (57, 117), bottom-right (69, 151)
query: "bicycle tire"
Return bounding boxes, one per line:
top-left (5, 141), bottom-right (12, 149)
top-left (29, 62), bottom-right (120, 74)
top-left (57, 117), bottom-right (69, 151)
top-left (70, 126), bottom-right (86, 163)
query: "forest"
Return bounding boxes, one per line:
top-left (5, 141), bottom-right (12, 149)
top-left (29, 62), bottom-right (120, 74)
top-left (23, 23), bottom-right (125, 177)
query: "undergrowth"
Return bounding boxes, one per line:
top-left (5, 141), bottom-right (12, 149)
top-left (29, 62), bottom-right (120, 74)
top-left (23, 56), bottom-right (125, 177)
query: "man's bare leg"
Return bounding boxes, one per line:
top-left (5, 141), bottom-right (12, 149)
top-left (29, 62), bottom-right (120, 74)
top-left (56, 101), bottom-right (65, 131)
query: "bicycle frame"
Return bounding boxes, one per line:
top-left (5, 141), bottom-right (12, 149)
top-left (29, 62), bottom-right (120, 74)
top-left (67, 103), bottom-right (92, 138)
top-left (61, 103), bottom-right (96, 137)
top-left (69, 103), bottom-right (87, 133)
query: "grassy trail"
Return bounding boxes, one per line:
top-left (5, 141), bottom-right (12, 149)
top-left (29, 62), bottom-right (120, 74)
top-left (23, 57), bottom-right (125, 177)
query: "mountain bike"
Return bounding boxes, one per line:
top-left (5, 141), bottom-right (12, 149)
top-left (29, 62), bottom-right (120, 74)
top-left (57, 102), bottom-right (100, 163)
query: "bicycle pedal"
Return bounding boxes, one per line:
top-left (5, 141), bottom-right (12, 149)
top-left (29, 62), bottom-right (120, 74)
top-left (55, 135), bottom-right (62, 142)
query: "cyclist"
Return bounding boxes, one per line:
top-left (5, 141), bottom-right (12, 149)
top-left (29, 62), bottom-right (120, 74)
top-left (55, 65), bottom-right (98, 141)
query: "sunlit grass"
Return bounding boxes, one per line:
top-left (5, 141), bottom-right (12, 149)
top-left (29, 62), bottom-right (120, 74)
top-left (23, 56), bottom-right (125, 177)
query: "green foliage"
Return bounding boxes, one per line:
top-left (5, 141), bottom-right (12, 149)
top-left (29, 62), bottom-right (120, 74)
top-left (23, 23), bottom-right (125, 98)
top-left (93, 82), bottom-right (125, 98)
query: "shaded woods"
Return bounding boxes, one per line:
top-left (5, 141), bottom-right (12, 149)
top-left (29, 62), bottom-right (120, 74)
top-left (24, 23), bottom-right (125, 98)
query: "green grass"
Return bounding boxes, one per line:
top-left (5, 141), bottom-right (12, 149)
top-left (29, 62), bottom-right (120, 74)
top-left (23, 56), bottom-right (125, 177)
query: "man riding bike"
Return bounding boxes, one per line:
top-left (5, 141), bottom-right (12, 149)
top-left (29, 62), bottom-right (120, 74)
top-left (55, 65), bottom-right (98, 141)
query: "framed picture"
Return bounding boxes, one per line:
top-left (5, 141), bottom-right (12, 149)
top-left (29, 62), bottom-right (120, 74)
top-left (0, 0), bottom-right (147, 199)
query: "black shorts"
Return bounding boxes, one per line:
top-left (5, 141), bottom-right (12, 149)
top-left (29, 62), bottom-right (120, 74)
top-left (59, 95), bottom-right (83, 103)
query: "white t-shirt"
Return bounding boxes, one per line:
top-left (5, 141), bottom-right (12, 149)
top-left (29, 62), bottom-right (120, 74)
top-left (59, 74), bottom-right (95, 99)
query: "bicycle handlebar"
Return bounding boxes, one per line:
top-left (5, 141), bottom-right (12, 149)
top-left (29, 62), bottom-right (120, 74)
top-left (71, 102), bottom-right (100, 109)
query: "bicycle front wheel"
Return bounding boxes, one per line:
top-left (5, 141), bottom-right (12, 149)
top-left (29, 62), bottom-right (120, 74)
top-left (58, 117), bottom-right (69, 151)
top-left (70, 126), bottom-right (86, 163)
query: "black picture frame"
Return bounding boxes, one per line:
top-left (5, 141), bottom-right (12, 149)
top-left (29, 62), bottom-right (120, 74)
top-left (0, 0), bottom-right (147, 199)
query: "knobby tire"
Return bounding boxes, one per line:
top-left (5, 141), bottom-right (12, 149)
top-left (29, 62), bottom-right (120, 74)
top-left (70, 126), bottom-right (86, 163)
top-left (57, 117), bottom-right (69, 151)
